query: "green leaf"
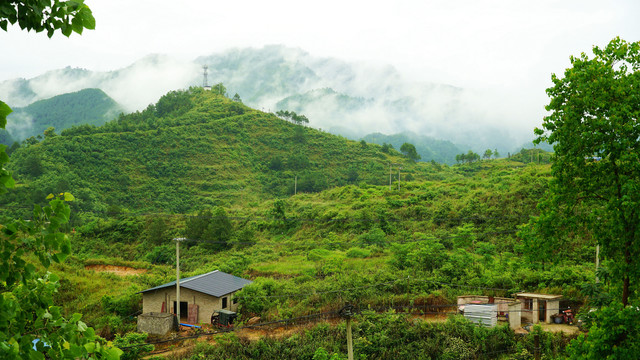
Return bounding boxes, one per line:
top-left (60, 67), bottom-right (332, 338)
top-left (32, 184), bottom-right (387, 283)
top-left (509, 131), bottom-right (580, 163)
top-left (77, 320), bottom-right (88, 332)
top-left (78, 7), bottom-right (95, 30)
top-left (71, 15), bottom-right (83, 34)
top-left (84, 342), bottom-right (96, 353)
top-left (103, 347), bottom-right (124, 360)
top-left (0, 173), bottom-right (14, 189)
top-left (0, 100), bottom-right (11, 129)
top-left (63, 192), bottom-right (75, 201)
top-left (61, 24), bottom-right (72, 37)
top-left (46, 193), bottom-right (54, 200)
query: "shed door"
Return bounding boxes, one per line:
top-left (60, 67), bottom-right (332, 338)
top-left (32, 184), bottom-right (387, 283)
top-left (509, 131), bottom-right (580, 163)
top-left (538, 301), bottom-right (546, 321)
top-left (173, 301), bottom-right (188, 319)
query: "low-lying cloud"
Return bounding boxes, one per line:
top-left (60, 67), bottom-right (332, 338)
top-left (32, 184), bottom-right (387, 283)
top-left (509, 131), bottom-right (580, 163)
top-left (0, 45), bottom-right (540, 152)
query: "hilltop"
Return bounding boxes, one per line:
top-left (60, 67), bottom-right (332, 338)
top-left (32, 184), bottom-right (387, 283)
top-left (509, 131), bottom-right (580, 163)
top-left (6, 88), bottom-right (123, 141)
top-left (0, 46), bottom-right (535, 154)
top-left (2, 88), bottom-right (412, 217)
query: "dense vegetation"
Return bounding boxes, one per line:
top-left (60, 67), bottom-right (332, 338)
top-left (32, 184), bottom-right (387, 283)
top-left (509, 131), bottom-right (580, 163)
top-left (362, 132), bottom-right (462, 165)
top-left (6, 88), bottom-right (123, 141)
top-left (1, 87), bottom-right (411, 219)
top-left (0, 86), bottom-right (625, 359)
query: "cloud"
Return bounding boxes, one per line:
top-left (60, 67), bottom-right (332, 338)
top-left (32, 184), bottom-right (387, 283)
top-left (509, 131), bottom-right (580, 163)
top-left (5, 111), bottom-right (34, 140)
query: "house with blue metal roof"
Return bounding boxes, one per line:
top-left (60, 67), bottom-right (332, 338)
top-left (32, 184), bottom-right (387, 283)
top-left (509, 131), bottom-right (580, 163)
top-left (140, 270), bottom-right (252, 324)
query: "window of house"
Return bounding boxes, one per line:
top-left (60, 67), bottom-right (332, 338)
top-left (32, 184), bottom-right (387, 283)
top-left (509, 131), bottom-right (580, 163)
top-left (524, 299), bottom-right (533, 310)
top-left (222, 297), bottom-right (228, 309)
top-left (233, 297), bottom-right (238, 304)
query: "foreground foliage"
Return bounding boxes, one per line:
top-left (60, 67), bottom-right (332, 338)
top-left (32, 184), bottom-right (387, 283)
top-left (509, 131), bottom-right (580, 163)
top-left (175, 313), bottom-right (572, 360)
top-left (534, 37), bottom-right (640, 307)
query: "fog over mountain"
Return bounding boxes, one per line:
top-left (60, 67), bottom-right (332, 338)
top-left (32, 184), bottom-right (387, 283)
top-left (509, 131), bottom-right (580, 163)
top-left (0, 45), bottom-right (534, 152)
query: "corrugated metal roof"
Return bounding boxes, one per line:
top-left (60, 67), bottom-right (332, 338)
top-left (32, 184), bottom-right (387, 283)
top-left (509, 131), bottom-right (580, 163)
top-left (140, 270), bottom-right (252, 297)
top-left (515, 292), bottom-right (562, 300)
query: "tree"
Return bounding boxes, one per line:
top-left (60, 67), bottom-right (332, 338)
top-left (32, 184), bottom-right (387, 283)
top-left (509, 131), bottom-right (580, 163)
top-left (186, 207), bottom-right (233, 251)
top-left (44, 126), bottom-right (57, 138)
top-left (0, 5), bottom-right (118, 357)
top-left (0, 0), bottom-right (95, 37)
top-left (465, 150), bottom-right (480, 163)
top-left (201, 206), bottom-right (233, 251)
top-left (232, 93), bottom-right (242, 103)
top-left (380, 142), bottom-right (393, 154)
top-left (275, 109), bottom-right (309, 125)
top-left (185, 208), bottom-right (213, 241)
top-left (483, 149), bottom-right (493, 160)
top-left (533, 37), bottom-right (640, 306)
top-left (400, 142), bottom-right (421, 162)
top-left (0, 194), bottom-right (122, 359)
top-left (0, 0), bottom-right (95, 193)
top-left (212, 83), bottom-right (227, 97)
top-left (493, 148), bottom-right (499, 159)
top-left (566, 304), bottom-right (640, 359)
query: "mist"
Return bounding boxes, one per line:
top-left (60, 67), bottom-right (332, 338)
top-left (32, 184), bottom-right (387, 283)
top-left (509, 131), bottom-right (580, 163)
top-left (0, 45), bottom-right (543, 152)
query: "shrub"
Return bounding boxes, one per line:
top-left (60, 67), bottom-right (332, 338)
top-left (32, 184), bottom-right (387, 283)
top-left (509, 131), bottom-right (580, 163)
top-left (346, 247), bottom-right (371, 258)
top-left (307, 248), bottom-right (331, 261)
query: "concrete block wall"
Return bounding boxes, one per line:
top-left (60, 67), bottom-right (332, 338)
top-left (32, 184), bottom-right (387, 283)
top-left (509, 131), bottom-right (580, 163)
top-left (137, 312), bottom-right (174, 335)
top-left (142, 288), bottom-right (240, 325)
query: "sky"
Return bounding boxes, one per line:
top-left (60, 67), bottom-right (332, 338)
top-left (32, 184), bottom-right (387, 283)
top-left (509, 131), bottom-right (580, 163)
top-left (1, 0), bottom-right (639, 137)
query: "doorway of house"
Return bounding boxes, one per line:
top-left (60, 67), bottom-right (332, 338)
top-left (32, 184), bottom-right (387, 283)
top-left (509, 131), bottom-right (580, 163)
top-left (173, 301), bottom-right (188, 320)
top-left (538, 301), bottom-right (546, 322)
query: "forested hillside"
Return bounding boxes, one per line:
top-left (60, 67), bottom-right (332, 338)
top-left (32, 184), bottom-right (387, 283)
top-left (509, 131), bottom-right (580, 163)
top-left (1, 88), bottom-right (409, 219)
top-left (362, 132), bottom-right (463, 164)
top-left (6, 88), bottom-right (123, 141)
top-left (0, 87), bottom-right (601, 358)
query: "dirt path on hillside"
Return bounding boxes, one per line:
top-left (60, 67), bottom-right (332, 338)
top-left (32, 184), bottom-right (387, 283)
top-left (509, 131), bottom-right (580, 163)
top-left (84, 264), bottom-right (148, 276)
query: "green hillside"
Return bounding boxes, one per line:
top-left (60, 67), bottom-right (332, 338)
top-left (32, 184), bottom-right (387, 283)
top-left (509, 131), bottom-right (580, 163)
top-left (6, 88), bottom-right (123, 141)
top-left (0, 88), bottom-right (597, 358)
top-left (2, 88), bottom-right (414, 218)
top-left (363, 132), bottom-right (463, 164)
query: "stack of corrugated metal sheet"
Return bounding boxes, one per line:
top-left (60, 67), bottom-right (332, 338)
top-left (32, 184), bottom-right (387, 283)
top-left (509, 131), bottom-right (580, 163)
top-left (464, 304), bottom-right (498, 327)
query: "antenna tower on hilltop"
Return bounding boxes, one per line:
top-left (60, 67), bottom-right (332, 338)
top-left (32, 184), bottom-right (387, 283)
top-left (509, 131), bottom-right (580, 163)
top-left (202, 65), bottom-right (210, 89)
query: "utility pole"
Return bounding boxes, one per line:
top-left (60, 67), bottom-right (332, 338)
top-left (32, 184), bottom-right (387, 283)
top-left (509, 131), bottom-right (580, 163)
top-left (406, 275), bottom-right (410, 297)
top-left (175, 237), bottom-right (186, 327)
top-left (339, 304), bottom-right (355, 360)
top-left (595, 244), bottom-right (600, 283)
top-left (390, 163), bottom-right (400, 190)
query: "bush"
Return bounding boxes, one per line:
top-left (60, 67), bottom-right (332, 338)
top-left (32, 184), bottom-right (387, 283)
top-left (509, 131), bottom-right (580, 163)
top-left (307, 248), bottom-right (331, 261)
top-left (113, 332), bottom-right (154, 360)
top-left (346, 247), bottom-right (371, 258)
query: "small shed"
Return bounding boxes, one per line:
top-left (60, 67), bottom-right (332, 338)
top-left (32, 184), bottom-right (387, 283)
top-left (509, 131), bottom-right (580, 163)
top-left (464, 304), bottom-right (498, 327)
top-left (457, 295), bottom-right (522, 329)
top-left (515, 292), bottom-right (562, 324)
top-left (139, 270), bottom-right (252, 325)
